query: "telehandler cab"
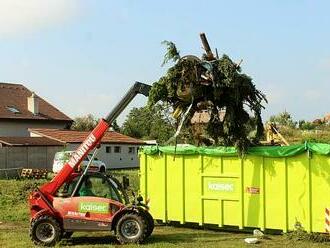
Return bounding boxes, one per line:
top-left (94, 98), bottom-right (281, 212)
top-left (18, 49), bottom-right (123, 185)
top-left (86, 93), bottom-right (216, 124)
top-left (29, 82), bottom-right (154, 246)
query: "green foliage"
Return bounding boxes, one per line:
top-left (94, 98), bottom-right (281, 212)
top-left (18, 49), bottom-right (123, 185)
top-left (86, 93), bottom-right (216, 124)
top-left (161, 41), bottom-right (180, 66)
top-left (71, 114), bottom-right (98, 131)
top-left (269, 111), bottom-right (297, 128)
top-left (298, 120), bottom-right (316, 130)
top-left (121, 105), bottom-right (175, 143)
top-left (149, 40), bottom-right (267, 154)
top-left (268, 113), bottom-right (330, 144)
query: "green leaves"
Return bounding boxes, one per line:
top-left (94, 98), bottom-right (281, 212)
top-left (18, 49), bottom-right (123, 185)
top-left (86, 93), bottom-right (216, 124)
top-left (161, 41), bottom-right (180, 66)
top-left (71, 114), bottom-right (98, 131)
top-left (121, 105), bottom-right (175, 143)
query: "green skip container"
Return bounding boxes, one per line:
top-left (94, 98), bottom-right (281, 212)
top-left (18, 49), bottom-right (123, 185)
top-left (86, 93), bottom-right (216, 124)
top-left (139, 142), bottom-right (330, 233)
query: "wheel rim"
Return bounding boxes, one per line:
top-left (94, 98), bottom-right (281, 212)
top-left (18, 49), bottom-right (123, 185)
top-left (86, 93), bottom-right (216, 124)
top-left (35, 223), bottom-right (56, 243)
top-left (120, 219), bottom-right (141, 239)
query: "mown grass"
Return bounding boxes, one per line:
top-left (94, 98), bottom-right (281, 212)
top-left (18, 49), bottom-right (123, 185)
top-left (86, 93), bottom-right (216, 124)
top-left (1, 171), bottom-right (330, 247)
top-left (1, 221), bottom-right (330, 248)
top-left (0, 178), bottom-right (47, 221)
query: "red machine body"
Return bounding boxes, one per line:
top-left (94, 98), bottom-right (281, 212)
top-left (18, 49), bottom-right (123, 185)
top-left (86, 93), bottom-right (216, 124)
top-left (28, 82), bottom-right (153, 246)
top-left (29, 119), bottom-right (109, 219)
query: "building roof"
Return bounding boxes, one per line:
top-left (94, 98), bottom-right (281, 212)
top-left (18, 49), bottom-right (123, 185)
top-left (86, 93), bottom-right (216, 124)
top-left (0, 82), bottom-right (72, 122)
top-left (29, 128), bottom-right (145, 145)
top-left (0, 137), bottom-right (64, 146)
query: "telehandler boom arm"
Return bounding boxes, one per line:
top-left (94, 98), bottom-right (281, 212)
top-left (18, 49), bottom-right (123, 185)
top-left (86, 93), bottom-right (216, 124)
top-left (40, 82), bottom-right (151, 196)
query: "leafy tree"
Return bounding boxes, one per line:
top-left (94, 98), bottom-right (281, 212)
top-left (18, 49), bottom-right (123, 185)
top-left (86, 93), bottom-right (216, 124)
top-left (298, 120), bottom-right (316, 130)
top-left (122, 105), bottom-right (175, 144)
top-left (269, 111), bottom-right (297, 128)
top-left (71, 114), bottom-right (97, 131)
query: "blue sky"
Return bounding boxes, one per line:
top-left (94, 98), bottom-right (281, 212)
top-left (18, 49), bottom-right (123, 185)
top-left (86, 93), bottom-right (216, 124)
top-left (0, 0), bottom-right (329, 124)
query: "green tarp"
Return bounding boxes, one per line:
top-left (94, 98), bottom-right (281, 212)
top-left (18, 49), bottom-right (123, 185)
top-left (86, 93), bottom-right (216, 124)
top-left (140, 142), bottom-right (330, 158)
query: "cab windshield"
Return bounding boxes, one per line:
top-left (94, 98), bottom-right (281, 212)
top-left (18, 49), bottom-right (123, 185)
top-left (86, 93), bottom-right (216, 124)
top-left (56, 174), bottom-right (124, 203)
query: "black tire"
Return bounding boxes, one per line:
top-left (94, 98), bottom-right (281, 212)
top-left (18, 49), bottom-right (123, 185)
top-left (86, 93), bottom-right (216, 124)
top-left (115, 213), bottom-right (147, 244)
top-left (100, 166), bottom-right (106, 173)
top-left (141, 210), bottom-right (154, 238)
top-left (30, 215), bottom-right (62, 246)
top-left (62, 231), bottom-right (73, 239)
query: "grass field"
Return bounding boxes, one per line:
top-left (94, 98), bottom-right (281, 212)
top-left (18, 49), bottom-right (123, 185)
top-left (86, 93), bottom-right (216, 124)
top-left (1, 221), bottom-right (330, 248)
top-left (0, 172), bottom-right (329, 247)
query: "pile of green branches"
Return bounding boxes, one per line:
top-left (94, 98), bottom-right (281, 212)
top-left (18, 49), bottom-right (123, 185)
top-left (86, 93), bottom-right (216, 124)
top-left (148, 36), bottom-right (267, 154)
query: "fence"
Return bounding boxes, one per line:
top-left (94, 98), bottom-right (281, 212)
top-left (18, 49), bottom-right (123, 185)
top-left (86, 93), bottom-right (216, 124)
top-left (0, 146), bottom-right (62, 177)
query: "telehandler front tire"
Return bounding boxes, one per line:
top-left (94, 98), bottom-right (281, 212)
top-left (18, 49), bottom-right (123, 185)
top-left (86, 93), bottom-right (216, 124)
top-left (115, 212), bottom-right (147, 244)
top-left (30, 215), bottom-right (62, 246)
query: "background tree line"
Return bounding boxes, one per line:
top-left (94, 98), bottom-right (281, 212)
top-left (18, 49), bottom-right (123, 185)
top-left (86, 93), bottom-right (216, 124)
top-left (71, 109), bottom-right (330, 145)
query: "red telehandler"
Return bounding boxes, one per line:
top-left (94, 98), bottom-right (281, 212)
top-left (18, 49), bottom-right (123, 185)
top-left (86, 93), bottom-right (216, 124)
top-left (29, 82), bottom-right (154, 246)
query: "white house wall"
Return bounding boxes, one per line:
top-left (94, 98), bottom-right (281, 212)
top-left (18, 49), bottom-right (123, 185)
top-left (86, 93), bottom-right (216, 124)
top-left (66, 143), bottom-right (140, 169)
top-left (0, 120), bottom-right (69, 137)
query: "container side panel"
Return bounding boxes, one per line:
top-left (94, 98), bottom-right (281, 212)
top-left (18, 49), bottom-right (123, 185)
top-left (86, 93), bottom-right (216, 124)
top-left (264, 157), bottom-right (286, 230)
top-left (243, 156), bottom-right (263, 228)
top-left (287, 154), bottom-right (309, 231)
top-left (147, 154), bottom-right (166, 221)
top-left (222, 157), bottom-right (240, 227)
top-left (311, 154), bottom-right (330, 232)
top-left (166, 155), bottom-right (184, 221)
top-left (139, 154), bottom-right (147, 199)
top-left (184, 155), bottom-right (202, 223)
top-left (223, 200), bottom-right (240, 226)
top-left (203, 156), bottom-right (221, 175)
top-left (202, 156), bottom-right (240, 226)
top-left (203, 199), bottom-right (220, 224)
top-left (222, 157), bottom-right (240, 174)
top-left (203, 177), bottom-right (239, 198)
top-left (142, 148), bottom-right (330, 233)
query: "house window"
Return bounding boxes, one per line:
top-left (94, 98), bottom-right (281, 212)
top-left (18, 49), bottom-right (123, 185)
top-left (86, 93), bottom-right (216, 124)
top-left (114, 146), bottom-right (121, 153)
top-left (6, 106), bottom-right (20, 114)
top-left (106, 146), bottom-right (111, 153)
top-left (128, 147), bottom-right (135, 154)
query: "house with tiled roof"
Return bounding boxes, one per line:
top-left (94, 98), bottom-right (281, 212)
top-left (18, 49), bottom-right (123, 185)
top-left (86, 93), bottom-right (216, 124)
top-left (0, 82), bottom-right (144, 171)
top-left (0, 82), bottom-right (72, 137)
top-left (29, 128), bottom-right (145, 169)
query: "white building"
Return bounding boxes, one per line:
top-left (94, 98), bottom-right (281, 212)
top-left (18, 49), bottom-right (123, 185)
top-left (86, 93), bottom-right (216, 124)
top-left (29, 128), bottom-right (145, 169)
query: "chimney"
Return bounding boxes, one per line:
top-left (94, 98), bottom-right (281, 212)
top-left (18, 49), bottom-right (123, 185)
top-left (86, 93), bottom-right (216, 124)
top-left (27, 92), bottom-right (39, 115)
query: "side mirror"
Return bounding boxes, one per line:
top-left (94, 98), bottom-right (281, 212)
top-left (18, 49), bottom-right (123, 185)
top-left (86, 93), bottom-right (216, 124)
top-left (122, 176), bottom-right (129, 190)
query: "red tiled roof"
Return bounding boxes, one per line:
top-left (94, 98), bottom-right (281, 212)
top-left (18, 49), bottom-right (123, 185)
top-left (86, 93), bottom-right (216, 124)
top-left (0, 137), bottom-right (64, 146)
top-left (29, 128), bottom-right (145, 145)
top-left (0, 82), bottom-right (72, 121)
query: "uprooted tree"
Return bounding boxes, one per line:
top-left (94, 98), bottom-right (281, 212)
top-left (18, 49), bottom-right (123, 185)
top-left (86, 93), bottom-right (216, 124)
top-left (148, 33), bottom-right (267, 154)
